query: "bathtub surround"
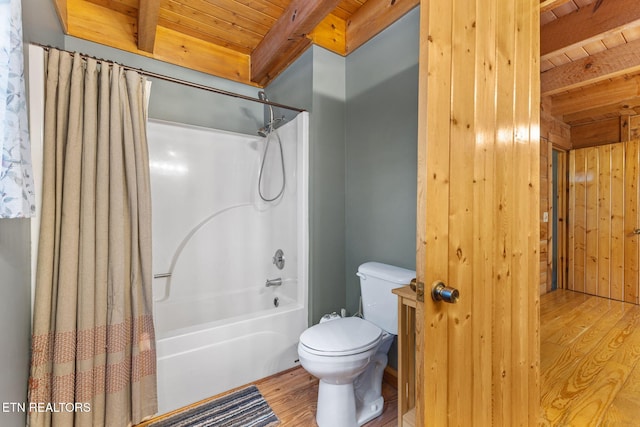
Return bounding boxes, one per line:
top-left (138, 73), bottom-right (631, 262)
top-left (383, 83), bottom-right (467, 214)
top-left (28, 49), bottom-right (157, 426)
top-left (149, 115), bottom-right (308, 415)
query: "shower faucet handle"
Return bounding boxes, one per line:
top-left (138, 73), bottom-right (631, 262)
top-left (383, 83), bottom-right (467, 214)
top-left (272, 249), bottom-right (285, 270)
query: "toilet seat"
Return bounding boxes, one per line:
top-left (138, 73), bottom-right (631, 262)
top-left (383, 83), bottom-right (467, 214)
top-left (299, 317), bottom-right (382, 357)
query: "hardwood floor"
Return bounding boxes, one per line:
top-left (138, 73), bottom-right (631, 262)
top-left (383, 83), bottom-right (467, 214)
top-left (140, 366), bottom-right (397, 426)
top-left (541, 289), bottom-right (640, 426)
top-left (144, 289), bottom-right (640, 426)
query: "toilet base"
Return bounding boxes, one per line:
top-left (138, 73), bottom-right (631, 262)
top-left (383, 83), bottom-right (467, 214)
top-left (315, 379), bottom-right (385, 427)
top-left (316, 381), bottom-right (357, 427)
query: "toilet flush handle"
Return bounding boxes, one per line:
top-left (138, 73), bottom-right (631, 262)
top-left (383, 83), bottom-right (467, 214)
top-left (356, 272), bottom-right (366, 280)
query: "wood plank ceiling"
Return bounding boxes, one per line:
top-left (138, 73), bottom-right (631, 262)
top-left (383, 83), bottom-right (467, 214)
top-left (53, 0), bottom-right (419, 87)
top-left (53, 0), bottom-right (640, 134)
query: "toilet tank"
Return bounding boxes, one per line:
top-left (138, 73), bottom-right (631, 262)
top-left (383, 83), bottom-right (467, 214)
top-left (357, 262), bottom-right (415, 335)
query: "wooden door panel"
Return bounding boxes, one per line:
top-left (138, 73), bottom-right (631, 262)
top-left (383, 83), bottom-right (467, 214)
top-left (416, 0), bottom-right (539, 425)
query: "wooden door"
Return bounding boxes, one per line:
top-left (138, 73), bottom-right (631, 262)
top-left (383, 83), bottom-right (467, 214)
top-left (416, 0), bottom-right (540, 425)
top-left (568, 141), bottom-right (639, 304)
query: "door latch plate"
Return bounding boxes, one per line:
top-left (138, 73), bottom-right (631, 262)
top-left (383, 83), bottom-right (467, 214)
top-left (416, 281), bottom-right (424, 302)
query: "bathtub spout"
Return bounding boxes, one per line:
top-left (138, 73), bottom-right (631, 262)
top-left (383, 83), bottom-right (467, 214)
top-left (265, 278), bottom-right (282, 287)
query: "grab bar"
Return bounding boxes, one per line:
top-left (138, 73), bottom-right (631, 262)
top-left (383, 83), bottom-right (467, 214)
top-left (154, 273), bottom-right (172, 279)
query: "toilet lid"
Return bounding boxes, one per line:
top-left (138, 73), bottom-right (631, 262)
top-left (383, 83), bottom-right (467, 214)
top-left (299, 317), bottom-right (382, 356)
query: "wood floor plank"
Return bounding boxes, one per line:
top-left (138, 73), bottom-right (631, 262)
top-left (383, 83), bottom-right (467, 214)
top-left (541, 289), bottom-right (640, 426)
top-left (540, 289), bottom-right (589, 318)
top-left (541, 295), bottom-right (606, 344)
top-left (541, 341), bottom-right (567, 373)
top-left (601, 361), bottom-right (640, 425)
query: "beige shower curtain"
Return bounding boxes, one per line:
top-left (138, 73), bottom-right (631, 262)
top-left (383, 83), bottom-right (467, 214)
top-left (28, 49), bottom-right (157, 426)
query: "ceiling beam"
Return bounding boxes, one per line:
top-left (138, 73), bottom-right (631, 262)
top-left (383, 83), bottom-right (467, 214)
top-left (137, 0), bottom-right (161, 53)
top-left (561, 96), bottom-right (640, 124)
top-left (251, 0), bottom-right (342, 85)
top-left (345, 0), bottom-right (419, 54)
top-left (541, 0), bottom-right (640, 59)
top-left (540, 0), bottom-right (574, 14)
top-left (541, 38), bottom-right (640, 96)
top-left (549, 75), bottom-right (640, 117)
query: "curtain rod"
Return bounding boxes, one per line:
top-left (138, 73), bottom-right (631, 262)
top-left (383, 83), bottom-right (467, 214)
top-left (30, 43), bottom-right (306, 113)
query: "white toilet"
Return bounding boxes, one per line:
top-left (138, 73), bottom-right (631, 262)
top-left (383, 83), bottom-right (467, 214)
top-left (297, 262), bottom-right (415, 427)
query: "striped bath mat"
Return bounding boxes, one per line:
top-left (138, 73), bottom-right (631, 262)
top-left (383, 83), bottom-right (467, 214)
top-left (149, 385), bottom-right (280, 427)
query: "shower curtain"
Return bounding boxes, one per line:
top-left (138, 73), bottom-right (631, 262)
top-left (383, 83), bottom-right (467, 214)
top-left (28, 49), bottom-right (157, 426)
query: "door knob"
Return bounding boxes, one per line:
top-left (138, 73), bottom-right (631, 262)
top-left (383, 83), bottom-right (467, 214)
top-left (634, 229), bottom-right (640, 235)
top-left (431, 281), bottom-right (460, 304)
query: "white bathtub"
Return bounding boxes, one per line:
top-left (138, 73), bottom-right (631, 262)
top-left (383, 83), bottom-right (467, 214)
top-left (155, 286), bottom-right (307, 414)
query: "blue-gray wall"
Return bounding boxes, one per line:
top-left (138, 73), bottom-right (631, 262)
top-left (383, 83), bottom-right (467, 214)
top-left (269, 8), bottom-right (419, 322)
top-left (345, 9), bottom-right (419, 315)
top-left (268, 47), bottom-right (348, 324)
top-left (0, 220), bottom-right (31, 427)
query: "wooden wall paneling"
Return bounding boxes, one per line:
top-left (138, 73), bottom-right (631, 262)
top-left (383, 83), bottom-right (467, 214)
top-left (541, 138), bottom-right (550, 294)
top-left (597, 145), bottom-right (612, 298)
top-left (610, 143), bottom-right (625, 301)
top-left (541, 97), bottom-right (572, 150)
top-left (624, 140), bottom-right (640, 304)
top-left (631, 116), bottom-right (640, 141)
top-left (568, 150), bottom-right (576, 291)
top-left (572, 149), bottom-right (587, 293)
top-left (585, 147), bottom-right (599, 295)
top-left (568, 141), bottom-right (640, 303)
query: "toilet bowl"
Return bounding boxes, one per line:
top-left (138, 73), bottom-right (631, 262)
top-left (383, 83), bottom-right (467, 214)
top-left (297, 262), bottom-right (416, 427)
top-left (298, 317), bottom-right (384, 427)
